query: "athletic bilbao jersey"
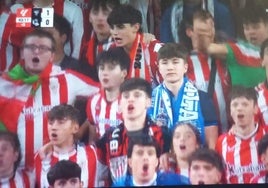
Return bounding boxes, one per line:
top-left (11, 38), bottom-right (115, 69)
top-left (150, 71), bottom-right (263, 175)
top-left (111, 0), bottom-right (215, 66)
top-left (187, 52), bottom-right (230, 133)
top-left (0, 65), bottom-right (99, 169)
top-left (256, 81), bottom-right (268, 125)
top-left (96, 117), bottom-right (170, 185)
top-left (0, 169), bottom-right (35, 188)
top-left (86, 90), bottom-right (122, 138)
top-left (216, 124), bottom-right (268, 184)
top-left (34, 144), bottom-right (99, 187)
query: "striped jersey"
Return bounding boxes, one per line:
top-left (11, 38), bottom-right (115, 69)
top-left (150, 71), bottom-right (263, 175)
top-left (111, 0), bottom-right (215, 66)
top-left (187, 52), bottom-right (230, 133)
top-left (0, 169), bottom-right (35, 188)
top-left (96, 117), bottom-right (170, 186)
top-left (34, 144), bottom-right (99, 188)
top-left (216, 124), bottom-right (268, 184)
top-left (256, 82), bottom-right (268, 125)
top-left (0, 65), bottom-right (99, 169)
top-left (86, 89), bottom-right (122, 138)
top-left (250, 174), bottom-right (267, 184)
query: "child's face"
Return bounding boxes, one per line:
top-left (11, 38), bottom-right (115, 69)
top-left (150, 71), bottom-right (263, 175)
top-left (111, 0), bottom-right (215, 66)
top-left (52, 177), bottom-right (83, 188)
top-left (230, 97), bottom-right (257, 128)
top-left (0, 139), bottom-right (19, 177)
top-left (128, 145), bottom-right (158, 185)
top-left (89, 6), bottom-right (112, 38)
top-left (158, 57), bottom-right (188, 84)
top-left (120, 89), bottom-right (151, 121)
top-left (261, 147), bottom-right (268, 171)
top-left (172, 125), bottom-right (199, 160)
top-left (98, 63), bottom-right (127, 90)
top-left (243, 22), bottom-right (268, 46)
top-left (48, 118), bottom-right (78, 148)
top-left (110, 23), bottom-right (140, 50)
top-left (189, 160), bottom-right (221, 185)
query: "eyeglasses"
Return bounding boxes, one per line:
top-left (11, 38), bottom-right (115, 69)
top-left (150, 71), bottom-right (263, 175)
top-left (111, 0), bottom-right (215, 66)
top-left (23, 44), bottom-right (53, 53)
top-left (134, 44), bottom-right (142, 69)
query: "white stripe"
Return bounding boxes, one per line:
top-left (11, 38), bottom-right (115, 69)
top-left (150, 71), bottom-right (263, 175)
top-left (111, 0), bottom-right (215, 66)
top-left (236, 41), bottom-right (260, 58)
top-left (77, 145), bottom-right (89, 187)
top-left (0, 12), bottom-right (9, 47)
top-left (234, 138), bottom-right (243, 183)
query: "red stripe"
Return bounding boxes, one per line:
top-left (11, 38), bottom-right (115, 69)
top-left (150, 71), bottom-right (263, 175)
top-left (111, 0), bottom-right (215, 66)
top-left (9, 177), bottom-right (16, 188)
top-left (42, 79), bottom-right (51, 144)
top-left (229, 42), bottom-right (261, 67)
top-left (22, 170), bottom-right (31, 188)
top-left (58, 75), bottom-right (68, 103)
top-left (35, 155), bottom-right (42, 187)
top-left (86, 146), bottom-right (97, 187)
top-left (226, 134), bottom-right (238, 183)
top-left (25, 97), bottom-right (34, 168)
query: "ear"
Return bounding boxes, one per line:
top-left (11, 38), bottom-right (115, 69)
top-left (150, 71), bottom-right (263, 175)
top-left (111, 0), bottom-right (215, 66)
top-left (121, 69), bottom-right (128, 79)
top-left (128, 158), bottom-right (133, 169)
top-left (261, 153), bottom-right (266, 163)
top-left (146, 97), bottom-right (152, 108)
top-left (13, 151), bottom-right (19, 163)
top-left (61, 33), bottom-right (67, 44)
top-left (72, 123), bottom-right (79, 134)
top-left (154, 158), bottom-right (159, 170)
top-left (132, 23), bottom-right (140, 33)
top-left (253, 104), bottom-right (259, 115)
top-left (215, 170), bottom-right (222, 183)
top-left (184, 62), bottom-right (188, 73)
top-left (186, 27), bottom-right (193, 38)
top-left (49, 52), bottom-right (55, 62)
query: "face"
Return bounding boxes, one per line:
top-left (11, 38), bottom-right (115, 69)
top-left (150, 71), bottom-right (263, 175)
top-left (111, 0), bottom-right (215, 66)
top-left (158, 57), bottom-right (188, 84)
top-left (110, 23), bottom-right (140, 51)
top-left (262, 47), bottom-right (268, 67)
top-left (44, 28), bottom-right (66, 53)
top-left (261, 148), bottom-right (268, 171)
top-left (0, 139), bottom-right (19, 178)
top-left (188, 18), bottom-right (215, 52)
top-left (172, 125), bottom-right (199, 160)
top-left (128, 145), bottom-right (158, 185)
top-left (189, 160), bottom-right (221, 185)
top-left (243, 22), bottom-right (268, 46)
top-left (98, 62), bottom-right (127, 90)
top-left (120, 89), bottom-right (151, 121)
top-left (52, 177), bottom-right (83, 188)
top-left (230, 97), bottom-right (257, 129)
top-left (21, 36), bottom-right (54, 75)
top-left (89, 6), bottom-right (112, 38)
top-left (48, 118), bottom-right (78, 148)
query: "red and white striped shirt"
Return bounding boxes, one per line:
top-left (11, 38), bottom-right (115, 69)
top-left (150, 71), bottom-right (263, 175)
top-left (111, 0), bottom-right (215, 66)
top-left (256, 82), bottom-right (268, 125)
top-left (0, 65), bottom-right (99, 169)
top-left (86, 89), bottom-right (122, 138)
top-left (187, 53), bottom-right (231, 133)
top-left (216, 124), bottom-right (268, 184)
top-left (250, 174), bottom-right (266, 183)
top-left (34, 144), bottom-right (99, 188)
top-left (0, 169), bottom-right (35, 188)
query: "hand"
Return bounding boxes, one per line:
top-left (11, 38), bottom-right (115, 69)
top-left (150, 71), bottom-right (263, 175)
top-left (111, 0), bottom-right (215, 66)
top-left (38, 142), bottom-right (53, 160)
top-left (143, 33), bottom-right (156, 45)
top-left (159, 152), bottom-right (175, 171)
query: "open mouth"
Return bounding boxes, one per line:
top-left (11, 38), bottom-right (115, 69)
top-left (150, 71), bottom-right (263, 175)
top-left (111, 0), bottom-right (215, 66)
top-left (32, 57), bottom-right (40, 63)
top-left (237, 114), bottom-right (244, 119)
top-left (51, 133), bottom-right (57, 138)
top-left (102, 78), bottom-right (109, 83)
top-left (198, 181), bottom-right (205, 185)
top-left (142, 164), bottom-right (149, 172)
top-left (179, 145), bottom-right (186, 150)
top-left (127, 104), bottom-right (134, 111)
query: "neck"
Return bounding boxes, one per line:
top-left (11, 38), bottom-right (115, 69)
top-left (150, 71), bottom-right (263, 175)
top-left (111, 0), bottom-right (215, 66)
top-left (163, 79), bottom-right (183, 97)
top-left (104, 88), bottom-right (120, 102)
top-left (124, 113), bottom-right (146, 131)
top-left (53, 51), bottom-right (65, 66)
top-left (233, 121), bottom-right (256, 137)
top-left (96, 33), bottom-right (110, 43)
top-left (0, 168), bottom-right (14, 179)
top-left (176, 157), bottom-right (189, 169)
top-left (53, 141), bottom-right (75, 154)
top-left (124, 33), bottom-right (138, 54)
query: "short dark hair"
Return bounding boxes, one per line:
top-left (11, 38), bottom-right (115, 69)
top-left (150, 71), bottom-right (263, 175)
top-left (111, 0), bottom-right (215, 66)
top-left (157, 43), bottom-right (189, 62)
top-left (229, 85), bottom-right (258, 104)
top-left (127, 134), bottom-right (161, 158)
top-left (241, 5), bottom-right (268, 25)
top-left (96, 47), bottom-right (130, 71)
top-left (120, 78), bottom-right (152, 98)
top-left (90, 0), bottom-right (120, 11)
top-left (48, 104), bottom-right (80, 124)
top-left (258, 134), bottom-right (268, 156)
top-left (193, 9), bottom-right (214, 22)
top-left (188, 148), bottom-right (225, 172)
top-left (47, 160), bottom-right (81, 186)
top-left (0, 131), bottom-right (21, 171)
top-left (53, 13), bottom-right (72, 43)
top-left (22, 29), bottom-right (56, 52)
top-left (260, 38), bottom-right (268, 58)
top-left (107, 4), bottom-right (142, 30)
